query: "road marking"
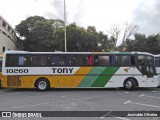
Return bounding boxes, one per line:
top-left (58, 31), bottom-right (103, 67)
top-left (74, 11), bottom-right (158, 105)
top-left (125, 92), bottom-right (129, 93)
top-left (124, 100), bottom-right (160, 108)
top-left (139, 94), bottom-right (144, 97)
top-left (100, 112), bottom-right (130, 120)
top-left (124, 100), bottom-right (131, 104)
top-left (100, 111), bottom-right (112, 118)
top-left (139, 94), bottom-right (160, 99)
top-left (152, 91), bottom-right (157, 92)
top-left (114, 117), bottom-right (130, 120)
top-left (109, 114), bottom-right (130, 120)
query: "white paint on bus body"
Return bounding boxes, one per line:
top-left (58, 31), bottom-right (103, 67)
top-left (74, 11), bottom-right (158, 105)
top-left (156, 67), bottom-right (160, 86)
top-left (105, 67), bottom-right (158, 88)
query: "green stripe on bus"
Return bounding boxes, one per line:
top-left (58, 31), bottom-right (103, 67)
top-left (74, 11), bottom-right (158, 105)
top-left (78, 67), bottom-right (106, 87)
top-left (91, 67), bottom-right (119, 87)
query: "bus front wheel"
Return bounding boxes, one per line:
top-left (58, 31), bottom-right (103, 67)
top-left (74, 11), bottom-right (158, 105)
top-left (124, 78), bottom-right (136, 91)
top-left (35, 78), bottom-right (50, 91)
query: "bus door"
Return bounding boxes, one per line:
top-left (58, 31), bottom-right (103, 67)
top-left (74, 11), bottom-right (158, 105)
top-left (5, 55), bottom-right (21, 87)
top-left (145, 56), bottom-right (155, 78)
top-left (138, 55), bottom-right (155, 78)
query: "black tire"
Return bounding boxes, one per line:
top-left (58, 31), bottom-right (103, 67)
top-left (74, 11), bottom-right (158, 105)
top-left (35, 78), bottom-right (50, 91)
top-left (124, 78), bottom-right (136, 91)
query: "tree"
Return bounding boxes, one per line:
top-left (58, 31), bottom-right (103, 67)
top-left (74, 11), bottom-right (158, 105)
top-left (145, 34), bottom-right (160, 54)
top-left (125, 33), bottom-right (160, 54)
top-left (66, 23), bottom-right (86, 52)
top-left (108, 24), bottom-right (121, 48)
top-left (15, 16), bottom-right (110, 52)
top-left (107, 22), bottom-right (138, 51)
top-left (97, 31), bottom-right (109, 51)
top-left (15, 16), bottom-right (64, 51)
top-left (122, 22), bottom-right (138, 45)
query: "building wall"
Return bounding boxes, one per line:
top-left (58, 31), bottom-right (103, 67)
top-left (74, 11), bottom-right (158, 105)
top-left (0, 16), bottom-right (17, 54)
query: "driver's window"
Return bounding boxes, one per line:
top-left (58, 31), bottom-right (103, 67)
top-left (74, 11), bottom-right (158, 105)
top-left (138, 56), bottom-right (144, 67)
top-left (138, 56), bottom-right (146, 74)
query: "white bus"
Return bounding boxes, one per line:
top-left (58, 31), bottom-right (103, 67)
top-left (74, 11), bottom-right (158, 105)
top-left (154, 54), bottom-right (160, 86)
top-left (1, 51), bottom-right (158, 91)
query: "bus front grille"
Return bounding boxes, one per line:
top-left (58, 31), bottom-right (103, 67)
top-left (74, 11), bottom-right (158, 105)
top-left (7, 76), bottom-right (21, 86)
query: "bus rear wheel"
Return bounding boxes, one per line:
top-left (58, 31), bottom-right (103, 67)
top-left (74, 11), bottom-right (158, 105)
top-left (36, 78), bottom-right (50, 91)
top-left (124, 78), bottom-right (136, 91)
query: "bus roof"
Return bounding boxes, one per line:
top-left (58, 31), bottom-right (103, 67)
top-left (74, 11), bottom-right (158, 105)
top-left (4, 50), bottom-right (154, 56)
top-left (154, 54), bottom-right (160, 57)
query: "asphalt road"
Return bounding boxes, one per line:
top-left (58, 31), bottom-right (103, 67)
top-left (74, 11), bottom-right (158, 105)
top-left (0, 87), bottom-right (160, 120)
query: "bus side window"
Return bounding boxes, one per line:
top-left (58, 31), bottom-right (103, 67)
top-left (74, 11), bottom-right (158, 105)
top-left (94, 56), bottom-right (98, 65)
top-left (155, 57), bottom-right (160, 67)
top-left (61, 56), bottom-right (66, 65)
top-left (158, 58), bottom-right (160, 67)
top-left (72, 55), bottom-right (82, 66)
top-left (54, 55), bottom-right (60, 65)
top-left (18, 55), bottom-right (31, 66)
top-left (138, 56), bottom-right (146, 74)
top-left (88, 55), bottom-right (93, 65)
top-left (84, 55), bottom-right (93, 66)
top-left (121, 55), bottom-right (135, 65)
top-left (47, 55), bottom-right (52, 66)
top-left (131, 56), bottom-right (135, 65)
top-left (98, 56), bottom-right (110, 65)
top-left (25, 55), bottom-right (31, 66)
top-left (120, 56), bottom-right (135, 66)
top-left (110, 55), bottom-right (115, 65)
top-left (30, 56), bottom-right (37, 66)
top-left (50, 56), bottom-right (55, 65)
top-left (81, 55), bottom-right (93, 66)
top-left (82, 56), bottom-right (88, 65)
top-left (65, 55), bottom-right (72, 65)
top-left (6, 55), bottom-right (18, 67)
top-left (121, 56), bottom-right (129, 65)
top-left (115, 56), bottom-right (120, 65)
top-left (18, 56), bottom-right (24, 65)
top-left (40, 55), bottom-right (48, 66)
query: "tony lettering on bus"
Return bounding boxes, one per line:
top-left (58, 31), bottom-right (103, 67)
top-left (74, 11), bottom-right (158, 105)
top-left (52, 68), bottom-right (74, 74)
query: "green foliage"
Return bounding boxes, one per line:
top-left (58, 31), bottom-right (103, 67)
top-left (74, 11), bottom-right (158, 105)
top-left (15, 16), bottom-right (110, 52)
top-left (15, 16), bottom-right (64, 51)
top-left (125, 33), bottom-right (160, 54)
top-left (15, 15), bottom-right (160, 54)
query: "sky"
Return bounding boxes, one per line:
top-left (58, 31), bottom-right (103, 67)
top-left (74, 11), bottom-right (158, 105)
top-left (0, 0), bottom-right (160, 37)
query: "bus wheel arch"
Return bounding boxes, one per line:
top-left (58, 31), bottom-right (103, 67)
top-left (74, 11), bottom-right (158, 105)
top-left (123, 77), bottom-right (138, 91)
top-left (35, 78), bottom-right (50, 91)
